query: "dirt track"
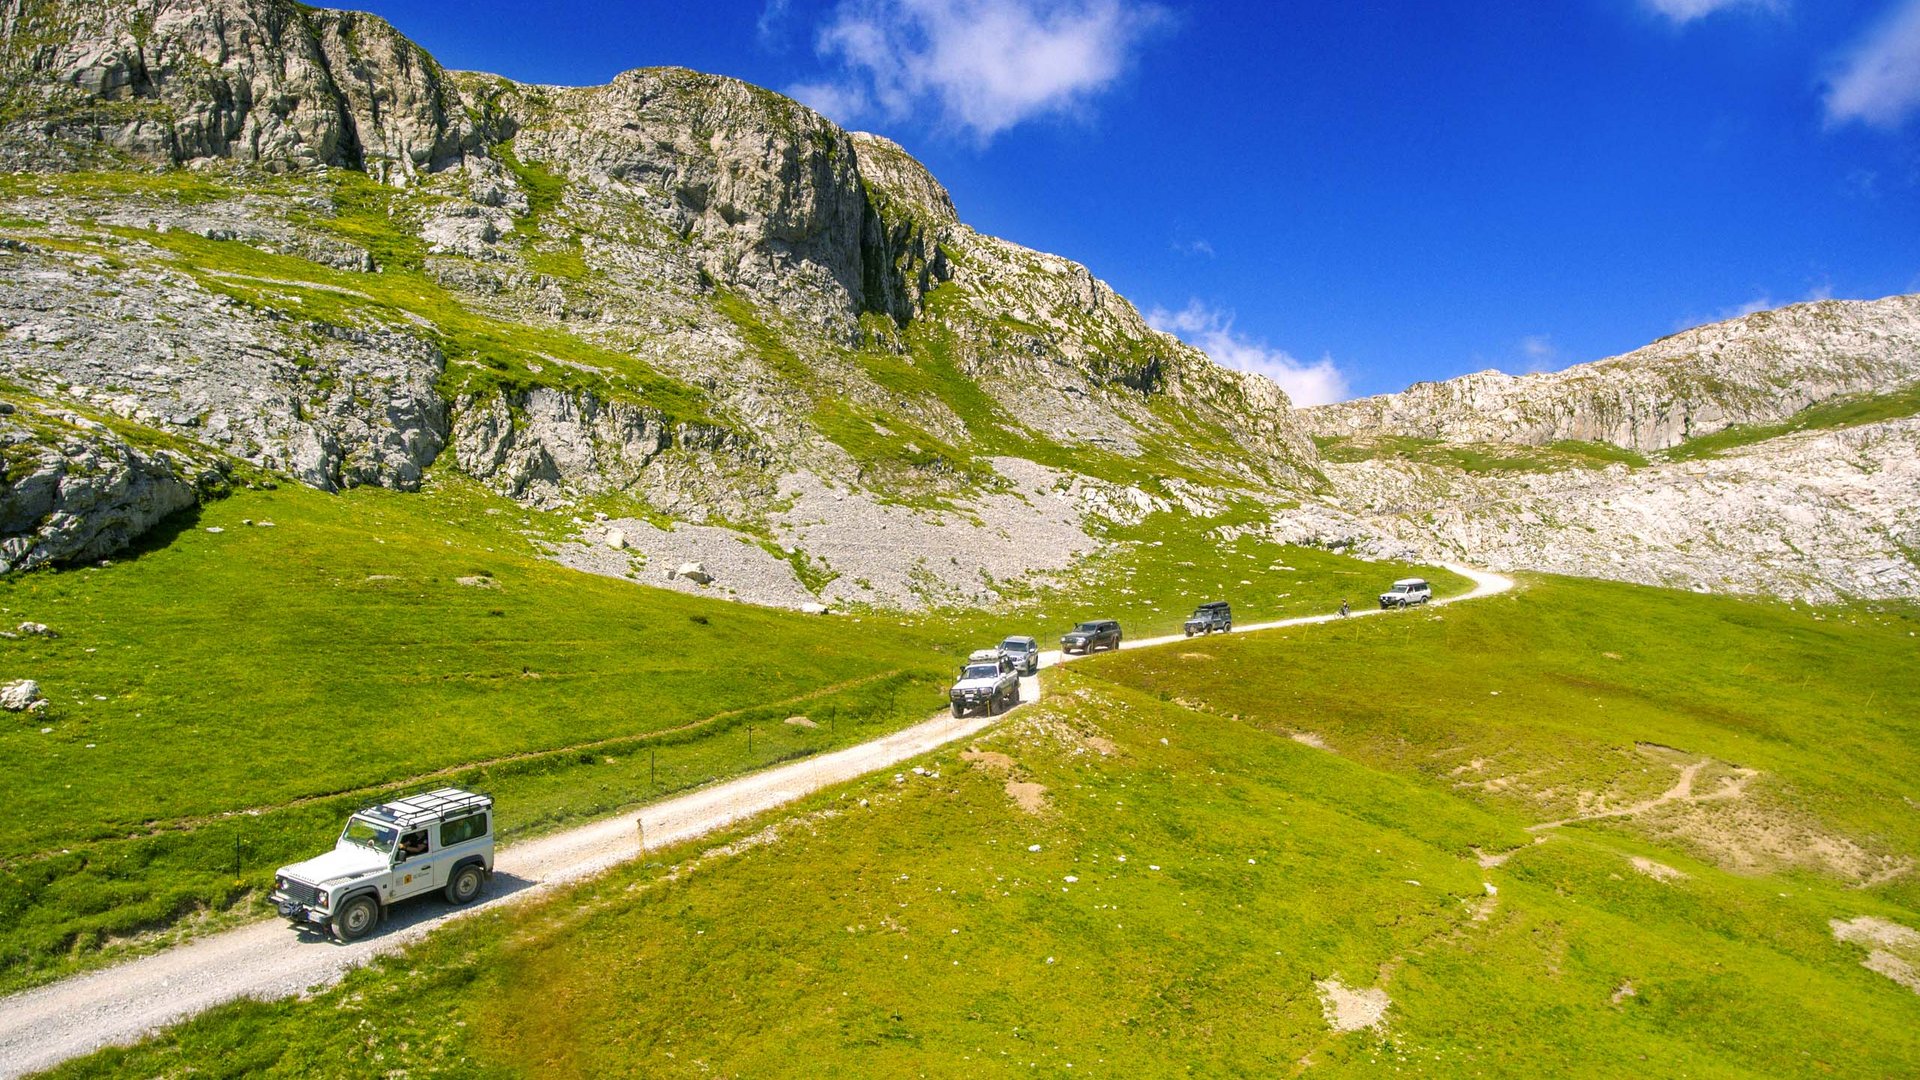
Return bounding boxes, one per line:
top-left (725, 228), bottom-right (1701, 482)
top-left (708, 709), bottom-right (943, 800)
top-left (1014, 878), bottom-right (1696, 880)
top-left (0, 564), bottom-right (1509, 1077)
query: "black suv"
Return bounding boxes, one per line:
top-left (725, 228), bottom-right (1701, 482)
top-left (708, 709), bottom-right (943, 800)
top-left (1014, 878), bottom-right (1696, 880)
top-left (1183, 601), bottom-right (1232, 637)
top-left (1061, 620), bottom-right (1122, 655)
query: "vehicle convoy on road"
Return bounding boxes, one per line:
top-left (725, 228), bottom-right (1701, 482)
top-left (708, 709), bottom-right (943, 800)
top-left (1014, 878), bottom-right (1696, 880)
top-left (999, 635), bottom-right (1041, 675)
top-left (270, 788), bottom-right (494, 941)
top-left (1061, 619), bottom-right (1122, 654)
top-left (1379, 578), bottom-right (1433, 608)
top-left (1183, 601), bottom-right (1233, 636)
top-left (950, 658), bottom-right (1020, 717)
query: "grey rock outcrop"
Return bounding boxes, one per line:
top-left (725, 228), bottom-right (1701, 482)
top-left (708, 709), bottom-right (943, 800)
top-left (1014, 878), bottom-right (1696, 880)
top-left (1308, 295), bottom-right (1920, 452)
top-left (0, 678), bottom-right (42, 711)
top-left (0, 234), bottom-right (447, 491)
top-left (0, 399), bottom-right (226, 573)
top-left (2, 0), bottom-right (485, 175)
top-left (1287, 416), bottom-right (1920, 602)
top-left (451, 387), bottom-right (759, 511)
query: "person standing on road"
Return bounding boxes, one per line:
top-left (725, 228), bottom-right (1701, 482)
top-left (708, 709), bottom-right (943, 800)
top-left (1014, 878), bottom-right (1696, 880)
top-left (1338, 599), bottom-right (1350, 618)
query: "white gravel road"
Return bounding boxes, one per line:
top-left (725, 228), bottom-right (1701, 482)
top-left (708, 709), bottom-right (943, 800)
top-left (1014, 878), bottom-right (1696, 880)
top-left (0, 563), bottom-right (1509, 1077)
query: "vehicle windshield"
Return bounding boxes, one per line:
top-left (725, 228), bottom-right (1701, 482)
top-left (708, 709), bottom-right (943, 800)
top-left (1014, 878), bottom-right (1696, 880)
top-left (340, 817), bottom-right (398, 852)
top-left (1390, 585), bottom-right (1411, 593)
top-left (963, 664), bottom-right (1001, 680)
top-left (1072, 623), bottom-right (1101, 633)
top-left (1001, 640), bottom-right (1031, 654)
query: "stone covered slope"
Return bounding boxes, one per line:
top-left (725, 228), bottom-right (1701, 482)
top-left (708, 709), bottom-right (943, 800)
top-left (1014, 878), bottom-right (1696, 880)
top-left (1308, 295), bottom-right (1920, 452)
top-left (0, 0), bottom-right (1321, 597)
top-left (1272, 418), bottom-right (1920, 602)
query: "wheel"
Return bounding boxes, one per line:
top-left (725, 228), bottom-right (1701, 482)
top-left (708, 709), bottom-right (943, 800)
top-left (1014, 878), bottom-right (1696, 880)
top-left (952, 703), bottom-right (964, 718)
top-left (333, 895), bottom-right (378, 941)
top-left (445, 863), bottom-right (485, 905)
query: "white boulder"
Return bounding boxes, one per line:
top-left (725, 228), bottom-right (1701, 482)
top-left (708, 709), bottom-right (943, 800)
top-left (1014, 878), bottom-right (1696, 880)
top-left (1, 680), bottom-right (44, 712)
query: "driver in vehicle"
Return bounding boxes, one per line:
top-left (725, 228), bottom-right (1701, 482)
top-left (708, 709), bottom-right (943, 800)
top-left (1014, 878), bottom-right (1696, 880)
top-left (398, 832), bottom-right (428, 858)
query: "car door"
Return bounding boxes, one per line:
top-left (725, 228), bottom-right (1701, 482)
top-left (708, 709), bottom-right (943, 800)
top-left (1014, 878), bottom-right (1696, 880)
top-left (388, 829), bottom-right (441, 900)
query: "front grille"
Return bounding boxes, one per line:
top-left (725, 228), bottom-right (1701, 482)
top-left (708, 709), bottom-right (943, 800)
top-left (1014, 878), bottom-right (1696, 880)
top-left (280, 879), bottom-right (322, 908)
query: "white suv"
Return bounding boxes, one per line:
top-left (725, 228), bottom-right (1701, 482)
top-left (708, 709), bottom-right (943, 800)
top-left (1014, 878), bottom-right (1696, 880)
top-left (270, 788), bottom-right (494, 941)
top-left (1378, 578), bottom-right (1433, 609)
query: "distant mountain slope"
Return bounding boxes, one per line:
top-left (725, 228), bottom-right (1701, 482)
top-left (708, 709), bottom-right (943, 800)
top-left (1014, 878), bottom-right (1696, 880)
top-left (0, 0), bottom-right (1315, 601)
top-left (1308, 294), bottom-right (1920, 452)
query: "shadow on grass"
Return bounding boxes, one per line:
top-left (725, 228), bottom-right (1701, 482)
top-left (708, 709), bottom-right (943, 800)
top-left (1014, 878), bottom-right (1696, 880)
top-left (283, 870), bottom-right (542, 947)
top-left (93, 501), bottom-right (206, 567)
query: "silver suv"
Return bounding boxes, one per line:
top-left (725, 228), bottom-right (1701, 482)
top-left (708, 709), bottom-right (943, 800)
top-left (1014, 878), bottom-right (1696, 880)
top-left (1378, 578), bottom-right (1433, 609)
top-left (950, 659), bottom-right (1020, 718)
top-left (270, 788), bottom-right (494, 941)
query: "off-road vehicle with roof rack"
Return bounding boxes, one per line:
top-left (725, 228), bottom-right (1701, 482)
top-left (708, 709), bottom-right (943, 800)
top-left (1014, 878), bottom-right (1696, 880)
top-left (270, 787), bottom-right (494, 941)
top-left (950, 657), bottom-right (1020, 718)
top-left (1184, 601), bottom-right (1232, 636)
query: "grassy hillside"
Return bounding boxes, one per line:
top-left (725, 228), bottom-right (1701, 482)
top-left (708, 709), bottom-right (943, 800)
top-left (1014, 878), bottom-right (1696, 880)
top-left (1663, 384), bottom-right (1920, 462)
top-left (44, 577), bottom-right (1920, 1077)
top-left (1314, 433), bottom-right (1650, 473)
top-left (0, 477), bottom-right (957, 992)
top-left (0, 472), bottom-right (1454, 994)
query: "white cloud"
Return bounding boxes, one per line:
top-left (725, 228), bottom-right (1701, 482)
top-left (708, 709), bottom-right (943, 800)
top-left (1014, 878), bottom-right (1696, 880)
top-left (1518, 334), bottom-right (1562, 373)
top-left (1172, 237), bottom-right (1214, 257)
top-left (792, 0), bottom-right (1168, 141)
top-left (758, 0), bottom-right (793, 47)
top-left (1640, 0), bottom-right (1783, 25)
top-left (1146, 300), bottom-right (1351, 408)
top-left (1824, 0), bottom-right (1920, 129)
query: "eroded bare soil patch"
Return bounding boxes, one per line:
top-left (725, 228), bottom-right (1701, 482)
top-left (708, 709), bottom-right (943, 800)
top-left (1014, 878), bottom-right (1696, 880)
top-left (1831, 916), bottom-right (1920, 994)
top-left (1314, 977), bottom-right (1390, 1033)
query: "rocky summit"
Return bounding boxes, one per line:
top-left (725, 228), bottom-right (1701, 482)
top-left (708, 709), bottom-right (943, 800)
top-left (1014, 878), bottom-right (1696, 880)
top-left (1, 0), bottom-right (1917, 604)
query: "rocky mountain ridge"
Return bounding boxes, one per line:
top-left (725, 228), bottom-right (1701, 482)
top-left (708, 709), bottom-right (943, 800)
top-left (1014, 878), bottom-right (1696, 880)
top-left (1, 0), bottom-right (1916, 606)
top-left (1308, 294), bottom-right (1920, 452)
top-left (0, 0), bottom-right (1318, 601)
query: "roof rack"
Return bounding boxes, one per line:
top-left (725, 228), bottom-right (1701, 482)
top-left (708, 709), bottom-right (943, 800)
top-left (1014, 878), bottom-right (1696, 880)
top-left (357, 787), bottom-right (492, 828)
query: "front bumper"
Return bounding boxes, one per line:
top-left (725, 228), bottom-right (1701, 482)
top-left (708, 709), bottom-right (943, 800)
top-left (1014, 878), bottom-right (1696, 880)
top-left (272, 894), bottom-right (331, 927)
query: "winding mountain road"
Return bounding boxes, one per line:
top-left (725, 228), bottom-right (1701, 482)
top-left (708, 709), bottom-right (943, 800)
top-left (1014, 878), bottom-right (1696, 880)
top-left (0, 564), bottom-right (1511, 1077)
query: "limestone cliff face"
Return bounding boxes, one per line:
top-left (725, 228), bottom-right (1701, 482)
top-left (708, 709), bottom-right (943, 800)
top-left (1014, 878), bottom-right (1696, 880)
top-left (1308, 295), bottom-right (1920, 452)
top-left (1, 0), bottom-right (483, 175)
top-left (0, 0), bottom-right (1326, 580)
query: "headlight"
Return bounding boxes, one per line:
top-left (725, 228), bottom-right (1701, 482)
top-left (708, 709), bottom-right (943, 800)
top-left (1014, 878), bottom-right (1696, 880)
top-left (318, 893), bottom-right (330, 910)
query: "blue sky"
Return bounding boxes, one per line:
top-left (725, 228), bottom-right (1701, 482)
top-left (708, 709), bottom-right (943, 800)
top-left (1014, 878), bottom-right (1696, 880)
top-left (355, 0), bottom-right (1920, 404)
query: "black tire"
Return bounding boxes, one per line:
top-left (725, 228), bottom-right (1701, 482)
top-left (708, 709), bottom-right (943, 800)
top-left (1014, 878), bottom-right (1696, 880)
top-left (333, 894), bottom-right (378, 942)
top-left (952, 703), bottom-right (964, 718)
top-left (445, 863), bottom-right (485, 905)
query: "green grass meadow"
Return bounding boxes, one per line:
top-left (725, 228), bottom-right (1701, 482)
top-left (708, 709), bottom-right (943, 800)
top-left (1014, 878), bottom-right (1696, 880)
top-left (0, 466), bottom-right (1454, 995)
top-left (0, 478), bottom-right (960, 992)
top-left (41, 576), bottom-right (1920, 1077)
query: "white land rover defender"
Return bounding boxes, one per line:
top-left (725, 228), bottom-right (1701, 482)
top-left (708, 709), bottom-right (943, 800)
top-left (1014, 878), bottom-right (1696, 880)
top-left (270, 787), bottom-right (494, 941)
